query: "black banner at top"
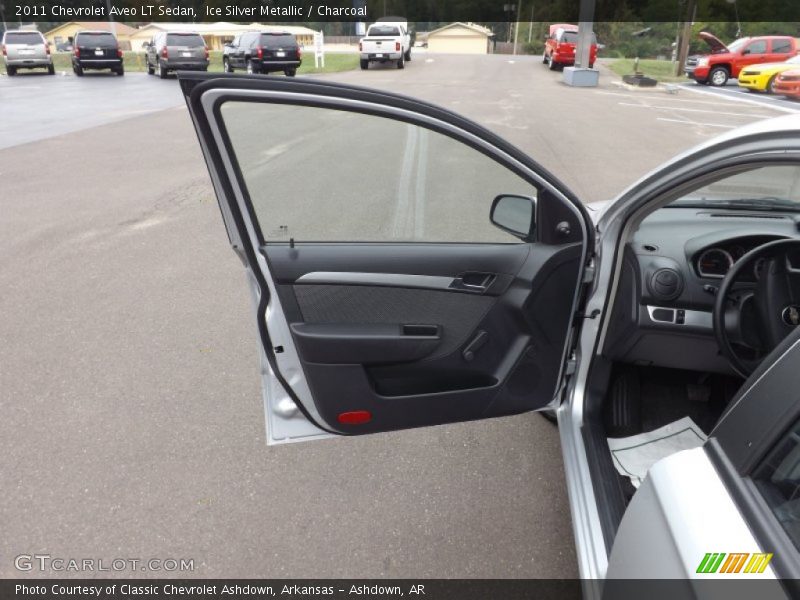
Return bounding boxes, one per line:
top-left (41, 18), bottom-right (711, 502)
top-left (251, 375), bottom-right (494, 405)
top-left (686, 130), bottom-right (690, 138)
top-left (4, 0), bottom-right (800, 23)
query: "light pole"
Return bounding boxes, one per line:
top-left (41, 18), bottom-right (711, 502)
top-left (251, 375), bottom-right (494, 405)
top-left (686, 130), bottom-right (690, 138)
top-left (527, 3), bottom-right (534, 44)
top-left (503, 3), bottom-right (516, 44)
top-left (726, 0), bottom-right (741, 37)
top-left (105, 0), bottom-right (117, 37)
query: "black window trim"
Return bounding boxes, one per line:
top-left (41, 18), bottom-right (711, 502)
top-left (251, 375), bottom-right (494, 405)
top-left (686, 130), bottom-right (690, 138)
top-left (703, 325), bottom-right (800, 582)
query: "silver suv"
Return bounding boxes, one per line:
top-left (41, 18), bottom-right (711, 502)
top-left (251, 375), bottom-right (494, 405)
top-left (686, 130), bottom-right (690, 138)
top-left (2, 30), bottom-right (54, 76)
top-left (144, 32), bottom-right (208, 79)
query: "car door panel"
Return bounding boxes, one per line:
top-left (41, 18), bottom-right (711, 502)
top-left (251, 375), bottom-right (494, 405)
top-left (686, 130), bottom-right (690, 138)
top-left (180, 74), bottom-right (591, 442)
top-left (266, 241), bottom-right (583, 434)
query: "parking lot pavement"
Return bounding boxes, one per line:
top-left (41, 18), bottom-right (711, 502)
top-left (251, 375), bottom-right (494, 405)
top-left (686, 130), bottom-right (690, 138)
top-left (0, 53), bottom-right (788, 579)
top-left (0, 72), bottom-right (184, 149)
top-left (678, 79), bottom-right (800, 113)
top-left (319, 54), bottom-right (786, 202)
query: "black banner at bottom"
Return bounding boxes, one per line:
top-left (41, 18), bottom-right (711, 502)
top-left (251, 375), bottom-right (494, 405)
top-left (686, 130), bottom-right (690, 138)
top-left (2, 579), bottom-right (798, 600)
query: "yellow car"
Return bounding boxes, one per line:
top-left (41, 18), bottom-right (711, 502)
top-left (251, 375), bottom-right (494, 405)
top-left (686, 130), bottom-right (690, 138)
top-left (738, 55), bottom-right (800, 93)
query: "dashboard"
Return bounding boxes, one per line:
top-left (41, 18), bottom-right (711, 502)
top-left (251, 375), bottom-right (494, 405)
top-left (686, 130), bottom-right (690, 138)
top-left (693, 235), bottom-right (781, 281)
top-left (603, 207), bottom-right (800, 375)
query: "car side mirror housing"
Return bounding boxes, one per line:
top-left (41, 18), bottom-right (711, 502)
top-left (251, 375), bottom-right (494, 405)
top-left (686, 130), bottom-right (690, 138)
top-left (490, 194), bottom-right (535, 241)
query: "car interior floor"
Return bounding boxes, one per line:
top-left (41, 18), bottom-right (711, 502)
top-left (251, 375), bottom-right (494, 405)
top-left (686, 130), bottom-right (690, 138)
top-left (603, 364), bottom-right (742, 439)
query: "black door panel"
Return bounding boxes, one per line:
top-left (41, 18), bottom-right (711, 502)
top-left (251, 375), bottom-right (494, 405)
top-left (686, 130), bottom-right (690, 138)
top-left (265, 242), bottom-right (582, 434)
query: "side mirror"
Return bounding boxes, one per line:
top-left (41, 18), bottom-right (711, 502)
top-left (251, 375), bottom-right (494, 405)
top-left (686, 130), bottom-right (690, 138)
top-left (490, 194), bottom-right (535, 241)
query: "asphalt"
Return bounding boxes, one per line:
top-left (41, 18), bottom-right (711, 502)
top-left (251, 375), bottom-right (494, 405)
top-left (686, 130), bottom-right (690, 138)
top-left (0, 54), bottom-right (788, 579)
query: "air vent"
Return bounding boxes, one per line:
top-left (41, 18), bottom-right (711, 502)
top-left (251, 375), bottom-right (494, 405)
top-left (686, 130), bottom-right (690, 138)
top-left (707, 213), bottom-right (787, 220)
top-left (648, 268), bottom-right (683, 301)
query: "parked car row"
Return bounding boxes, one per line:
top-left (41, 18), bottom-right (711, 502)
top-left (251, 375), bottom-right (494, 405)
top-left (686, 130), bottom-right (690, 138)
top-left (2, 28), bottom-right (304, 79)
top-left (686, 31), bottom-right (800, 98)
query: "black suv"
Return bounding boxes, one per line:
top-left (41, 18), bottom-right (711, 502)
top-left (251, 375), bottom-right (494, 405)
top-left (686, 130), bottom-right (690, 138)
top-left (72, 31), bottom-right (124, 76)
top-left (223, 32), bottom-right (301, 76)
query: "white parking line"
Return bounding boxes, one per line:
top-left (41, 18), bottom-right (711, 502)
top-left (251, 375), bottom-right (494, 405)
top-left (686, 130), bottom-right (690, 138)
top-left (618, 102), bottom-right (773, 118)
top-left (679, 84), bottom-right (798, 114)
top-left (595, 90), bottom-right (750, 106)
top-left (656, 117), bottom-right (734, 128)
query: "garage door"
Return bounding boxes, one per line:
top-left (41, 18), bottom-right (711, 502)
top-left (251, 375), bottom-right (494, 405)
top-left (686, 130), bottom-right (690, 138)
top-left (428, 35), bottom-right (486, 55)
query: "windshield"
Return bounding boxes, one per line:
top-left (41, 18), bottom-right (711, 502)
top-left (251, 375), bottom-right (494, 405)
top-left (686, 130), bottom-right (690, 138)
top-left (667, 166), bottom-right (800, 212)
top-left (5, 32), bottom-right (43, 44)
top-left (368, 26), bottom-right (400, 36)
top-left (560, 31), bottom-right (597, 44)
top-left (726, 38), bottom-right (747, 53)
top-left (166, 34), bottom-right (204, 47)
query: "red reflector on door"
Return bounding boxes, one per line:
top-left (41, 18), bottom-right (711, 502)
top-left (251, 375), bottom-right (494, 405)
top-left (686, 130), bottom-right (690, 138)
top-left (337, 411), bottom-right (372, 425)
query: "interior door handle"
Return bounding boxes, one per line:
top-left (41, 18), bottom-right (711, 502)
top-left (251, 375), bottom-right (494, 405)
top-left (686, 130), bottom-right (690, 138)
top-left (450, 272), bottom-right (495, 293)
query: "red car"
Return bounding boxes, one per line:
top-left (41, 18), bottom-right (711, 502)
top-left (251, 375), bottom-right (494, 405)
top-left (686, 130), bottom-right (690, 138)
top-left (685, 32), bottom-right (798, 87)
top-left (543, 23), bottom-right (597, 70)
top-left (773, 69), bottom-right (800, 99)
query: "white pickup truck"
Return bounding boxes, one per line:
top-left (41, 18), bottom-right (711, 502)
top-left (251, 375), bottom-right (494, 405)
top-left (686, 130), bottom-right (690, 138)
top-left (359, 20), bottom-right (411, 70)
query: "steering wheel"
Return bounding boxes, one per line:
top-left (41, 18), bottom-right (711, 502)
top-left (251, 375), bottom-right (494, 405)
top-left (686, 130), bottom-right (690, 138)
top-left (714, 239), bottom-right (800, 377)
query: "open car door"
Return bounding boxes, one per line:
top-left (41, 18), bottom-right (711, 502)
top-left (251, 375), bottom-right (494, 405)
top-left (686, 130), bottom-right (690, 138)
top-left (179, 73), bottom-right (593, 444)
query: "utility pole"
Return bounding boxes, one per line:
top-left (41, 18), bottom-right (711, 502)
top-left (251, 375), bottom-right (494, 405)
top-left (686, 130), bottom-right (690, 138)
top-left (105, 0), bottom-right (117, 37)
top-left (512, 0), bottom-right (522, 54)
top-left (675, 0), bottom-right (697, 77)
top-left (503, 3), bottom-right (515, 43)
top-left (527, 3), bottom-right (534, 44)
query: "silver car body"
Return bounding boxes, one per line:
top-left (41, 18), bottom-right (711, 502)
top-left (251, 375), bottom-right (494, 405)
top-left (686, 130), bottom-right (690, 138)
top-left (2, 30), bottom-right (52, 72)
top-left (563, 113), bottom-right (800, 584)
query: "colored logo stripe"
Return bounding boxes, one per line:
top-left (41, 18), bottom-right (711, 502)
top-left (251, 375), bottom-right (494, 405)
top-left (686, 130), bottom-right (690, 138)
top-left (697, 553), bottom-right (726, 573)
top-left (720, 553), bottom-right (749, 573)
top-left (744, 553), bottom-right (773, 574)
top-left (696, 552), bottom-right (773, 574)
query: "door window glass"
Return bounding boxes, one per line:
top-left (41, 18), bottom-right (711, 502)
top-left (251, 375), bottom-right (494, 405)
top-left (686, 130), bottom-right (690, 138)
top-left (744, 40), bottom-right (768, 55)
top-left (219, 101), bottom-right (538, 243)
top-left (772, 39), bottom-right (792, 54)
top-left (753, 419), bottom-right (800, 550)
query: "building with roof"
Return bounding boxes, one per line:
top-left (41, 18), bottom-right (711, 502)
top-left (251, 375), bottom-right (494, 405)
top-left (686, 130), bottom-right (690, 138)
top-left (126, 22), bottom-right (318, 52)
top-left (426, 22), bottom-right (495, 54)
top-left (44, 22), bottom-right (138, 50)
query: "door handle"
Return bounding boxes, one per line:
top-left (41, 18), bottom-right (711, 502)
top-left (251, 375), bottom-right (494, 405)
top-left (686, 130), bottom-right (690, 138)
top-left (450, 272), bottom-right (495, 293)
